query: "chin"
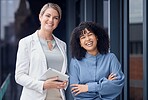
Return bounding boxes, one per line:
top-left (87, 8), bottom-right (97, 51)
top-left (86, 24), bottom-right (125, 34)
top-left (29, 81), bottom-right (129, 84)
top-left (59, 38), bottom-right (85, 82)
top-left (45, 28), bottom-right (53, 32)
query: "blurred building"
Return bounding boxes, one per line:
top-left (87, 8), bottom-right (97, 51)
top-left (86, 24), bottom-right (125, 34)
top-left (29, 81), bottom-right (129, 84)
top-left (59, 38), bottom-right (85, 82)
top-left (0, 0), bottom-right (148, 100)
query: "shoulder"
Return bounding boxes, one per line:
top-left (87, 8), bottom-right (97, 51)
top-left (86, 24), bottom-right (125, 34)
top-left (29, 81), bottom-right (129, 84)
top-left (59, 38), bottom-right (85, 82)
top-left (70, 58), bottom-right (78, 65)
top-left (19, 35), bottom-right (31, 45)
top-left (70, 57), bottom-right (83, 66)
top-left (101, 53), bottom-right (118, 61)
top-left (104, 53), bottom-right (120, 63)
top-left (18, 31), bottom-right (35, 46)
top-left (69, 58), bottom-right (80, 70)
top-left (20, 34), bottom-right (32, 42)
top-left (70, 58), bottom-right (77, 63)
top-left (106, 53), bottom-right (116, 58)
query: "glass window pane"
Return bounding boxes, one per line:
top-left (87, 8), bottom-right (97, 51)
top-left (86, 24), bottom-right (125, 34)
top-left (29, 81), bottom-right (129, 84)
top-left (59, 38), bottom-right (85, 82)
top-left (129, 0), bottom-right (143, 99)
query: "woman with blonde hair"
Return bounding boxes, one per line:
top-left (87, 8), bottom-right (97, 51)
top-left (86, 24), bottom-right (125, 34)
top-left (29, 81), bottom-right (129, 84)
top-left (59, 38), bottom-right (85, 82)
top-left (15, 3), bottom-right (68, 100)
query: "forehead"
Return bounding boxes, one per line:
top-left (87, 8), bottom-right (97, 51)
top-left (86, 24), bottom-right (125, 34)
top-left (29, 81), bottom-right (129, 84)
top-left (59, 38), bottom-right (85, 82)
top-left (81, 28), bottom-right (92, 35)
top-left (44, 8), bottom-right (59, 16)
top-left (79, 28), bottom-right (94, 38)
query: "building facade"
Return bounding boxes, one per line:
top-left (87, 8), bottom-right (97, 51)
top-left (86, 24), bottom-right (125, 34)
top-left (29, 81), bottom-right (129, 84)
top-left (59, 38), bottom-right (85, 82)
top-left (0, 0), bottom-right (148, 100)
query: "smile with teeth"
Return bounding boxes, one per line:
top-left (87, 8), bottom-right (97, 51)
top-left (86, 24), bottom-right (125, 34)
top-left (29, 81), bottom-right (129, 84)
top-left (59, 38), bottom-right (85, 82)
top-left (85, 41), bottom-right (93, 47)
top-left (47, 23), bottom-right (53, 26)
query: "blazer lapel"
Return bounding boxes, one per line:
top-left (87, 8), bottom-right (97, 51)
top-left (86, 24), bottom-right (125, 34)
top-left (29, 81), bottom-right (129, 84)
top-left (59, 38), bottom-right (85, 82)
top-left (32, 30), bottom-right (47, 71)
top-left (53, 35), bottom-right (67, 74)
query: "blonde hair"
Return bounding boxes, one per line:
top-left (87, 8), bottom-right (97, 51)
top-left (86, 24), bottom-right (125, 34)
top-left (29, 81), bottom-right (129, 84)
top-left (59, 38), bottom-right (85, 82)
top-left (39, 3), bottom-right (62, 20)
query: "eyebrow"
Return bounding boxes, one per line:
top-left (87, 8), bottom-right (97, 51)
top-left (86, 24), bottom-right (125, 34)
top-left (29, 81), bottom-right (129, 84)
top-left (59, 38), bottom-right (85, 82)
top-left (46, 13), bottom-right (59, 17)
top-left (80, 31), bottom-right (92, 37)
top-left (82, 30), bottom-right (91, 34)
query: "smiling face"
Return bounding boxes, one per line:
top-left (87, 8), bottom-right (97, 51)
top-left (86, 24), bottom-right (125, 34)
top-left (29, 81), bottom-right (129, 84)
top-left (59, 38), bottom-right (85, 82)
top-left (80, 28), bottom-right (98, 55)
top-left (39, 7), bottom-right (60, 33)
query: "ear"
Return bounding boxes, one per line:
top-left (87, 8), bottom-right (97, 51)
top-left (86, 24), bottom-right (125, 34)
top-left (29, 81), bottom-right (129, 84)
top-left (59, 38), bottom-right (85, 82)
top-left (96, 36), bottom-right (98, 41)
top-left (39, 14), bottom-right (42, 22)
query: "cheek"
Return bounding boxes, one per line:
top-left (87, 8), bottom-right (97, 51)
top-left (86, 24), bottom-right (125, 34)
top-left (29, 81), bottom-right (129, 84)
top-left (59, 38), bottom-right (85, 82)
top-left (80, 40), bottom-right (84, 46)
top-left (55, 22), bottom-right (59, 26)
top-left (94, 39), bottom-right (98, 45)
top-left (53, 21), bottom-right (60, 27)
top-left (93, 37), bottom-right (98, 42)
top-left (40, 18), bottom-right (46, 24)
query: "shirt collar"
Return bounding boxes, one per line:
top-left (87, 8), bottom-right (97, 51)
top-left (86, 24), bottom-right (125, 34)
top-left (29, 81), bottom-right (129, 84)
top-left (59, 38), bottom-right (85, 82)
top-left (85, 52), bottom-right (101, 59)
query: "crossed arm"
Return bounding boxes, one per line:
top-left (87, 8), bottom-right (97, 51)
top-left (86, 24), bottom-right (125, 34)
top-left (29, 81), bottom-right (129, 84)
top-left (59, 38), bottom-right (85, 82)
top-left (70, 73), bottom-right (117, 96)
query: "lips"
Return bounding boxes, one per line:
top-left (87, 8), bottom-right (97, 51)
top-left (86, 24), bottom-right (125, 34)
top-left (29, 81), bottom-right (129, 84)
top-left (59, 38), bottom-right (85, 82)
top-left (46, 23), bottom-right (53, 27)
top-left (85, 41), bottom-right (93, 47)
top-left (45, 21), bottom-right (53, 26)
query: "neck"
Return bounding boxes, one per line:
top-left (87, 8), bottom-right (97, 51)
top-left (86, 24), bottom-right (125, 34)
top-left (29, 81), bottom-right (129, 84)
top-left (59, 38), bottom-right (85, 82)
top-left (87, 50), bottom-right (99, 56)
top-left (38, 30), bottom-right (53, 40)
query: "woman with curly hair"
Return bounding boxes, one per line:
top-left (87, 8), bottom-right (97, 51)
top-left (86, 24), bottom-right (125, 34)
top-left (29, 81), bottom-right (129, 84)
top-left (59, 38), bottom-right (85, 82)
top-left (69, 21), bottom-right (125, 100)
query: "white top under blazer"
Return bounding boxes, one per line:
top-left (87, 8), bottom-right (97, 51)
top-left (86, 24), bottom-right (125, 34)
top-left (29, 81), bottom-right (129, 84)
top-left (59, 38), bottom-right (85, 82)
top-left (15, 30), bottom-right (67, 100)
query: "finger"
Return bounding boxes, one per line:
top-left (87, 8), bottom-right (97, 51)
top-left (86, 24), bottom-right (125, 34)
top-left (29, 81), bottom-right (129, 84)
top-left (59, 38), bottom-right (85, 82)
top-left (57, 85), bottom-right (65, 89)
top-left (55, 82), bottom-right (66, 86)
top-left (56, 85), bottom-right (61, 89)
top-left (59, 85), bottom-right (66, 89)
top-left (108, 75), bottom-right (113, 78)
top-left (112, 73), bottom-right (117, 77)
top-left (61, 82), bottom-right (67, 87)
top-left (74, 90), bottom-right (81, 96)
top-left (111, 73), bottom-right (116, 77)
top-left (59, 83), bottom-right (67, 88)
top-left (48, 76), bottom-right (59, 81)
top-left (60, 83), bottom-right (66, 86)
top-left (109, 73), bottom-right (114, 76)
top-left (108, 76), bottom-right (114, 80)
top-left (111, 77), bottom-right (118, 80)
top-left (71, 86), bottom-right (78, 91)
top-left (111, 73), bottom-right (116, 76)
top-left (70, 84), bottom-right (78, 87)
top-left (72, 88), bottom-right (79, 94)
top-left (62, 81), bottom-right (67, 85)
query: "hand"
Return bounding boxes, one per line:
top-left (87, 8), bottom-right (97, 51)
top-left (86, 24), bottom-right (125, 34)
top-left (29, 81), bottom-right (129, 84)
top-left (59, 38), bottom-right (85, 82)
top-left (70, 84), bottom-right (88, 96)
top-left (108, 73), bottom-right (117, 80)
top-left (43, 76), bottom-right (67, 90)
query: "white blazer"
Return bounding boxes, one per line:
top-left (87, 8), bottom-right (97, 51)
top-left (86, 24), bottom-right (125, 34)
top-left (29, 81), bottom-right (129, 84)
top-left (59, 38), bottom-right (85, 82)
top-left (15, 30), bottom-right (67, 100)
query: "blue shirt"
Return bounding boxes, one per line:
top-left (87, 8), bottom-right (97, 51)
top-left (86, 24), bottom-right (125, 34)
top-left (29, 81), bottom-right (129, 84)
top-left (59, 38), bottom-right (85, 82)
top-left (69, 53), bottom-right (125, 100)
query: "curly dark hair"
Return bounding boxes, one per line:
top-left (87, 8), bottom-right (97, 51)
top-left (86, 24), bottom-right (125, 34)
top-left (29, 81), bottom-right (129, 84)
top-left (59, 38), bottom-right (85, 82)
top-left (70, 21), bottom-right (109, 60)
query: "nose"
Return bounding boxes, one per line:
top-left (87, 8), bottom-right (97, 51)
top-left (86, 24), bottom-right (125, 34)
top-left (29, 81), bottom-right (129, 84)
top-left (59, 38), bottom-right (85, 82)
top-left (85, 36), bottom-right (90, 40)
top-left (48, 16), bottom-right (54, 22)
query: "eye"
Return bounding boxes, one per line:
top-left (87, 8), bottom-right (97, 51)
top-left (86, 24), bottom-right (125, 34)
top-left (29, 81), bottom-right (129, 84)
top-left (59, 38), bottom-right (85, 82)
top-left (80, 36), bottom-right (85, 39)
top-left (45, 14), bottom-right (50, 17)
top-left (88, 33), bottom-right (93, 36)
top-left (54, 16), bottom-right (60, 20)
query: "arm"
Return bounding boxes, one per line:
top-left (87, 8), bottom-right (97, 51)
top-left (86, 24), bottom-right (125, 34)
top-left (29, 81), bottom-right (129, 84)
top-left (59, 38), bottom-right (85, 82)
top-left (70, 54), bottom-right (125, 99)
top-left (15, 39), bottom-right (45, 94)
top-left (15, 38), bottom-right (68, 94)
top-left (70, 73), bottom-right (117, 96)
top-left (86, 54), bottom-right (125, 99)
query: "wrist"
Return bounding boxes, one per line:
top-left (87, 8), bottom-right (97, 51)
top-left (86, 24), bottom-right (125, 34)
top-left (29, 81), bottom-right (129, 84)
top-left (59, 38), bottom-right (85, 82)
top-left (85, 84), bottom-right (88, 92)
top-left (43, 81), bottom-right (47, 90)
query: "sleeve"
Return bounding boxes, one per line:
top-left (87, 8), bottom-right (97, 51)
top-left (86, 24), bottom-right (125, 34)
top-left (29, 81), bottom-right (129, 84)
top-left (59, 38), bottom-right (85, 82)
top-left (87, 54), bottom-right (125, 99)
top-left (15, 39), bottom-right (44, 94)
top-left (64, 42), bottom-right (67, 53)
top-left (63, 42), bottom-right (69, 90)
top-left (69, 58), bottom-right (80, 98)
top-left (69, 58), bottom-right (80, 85)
